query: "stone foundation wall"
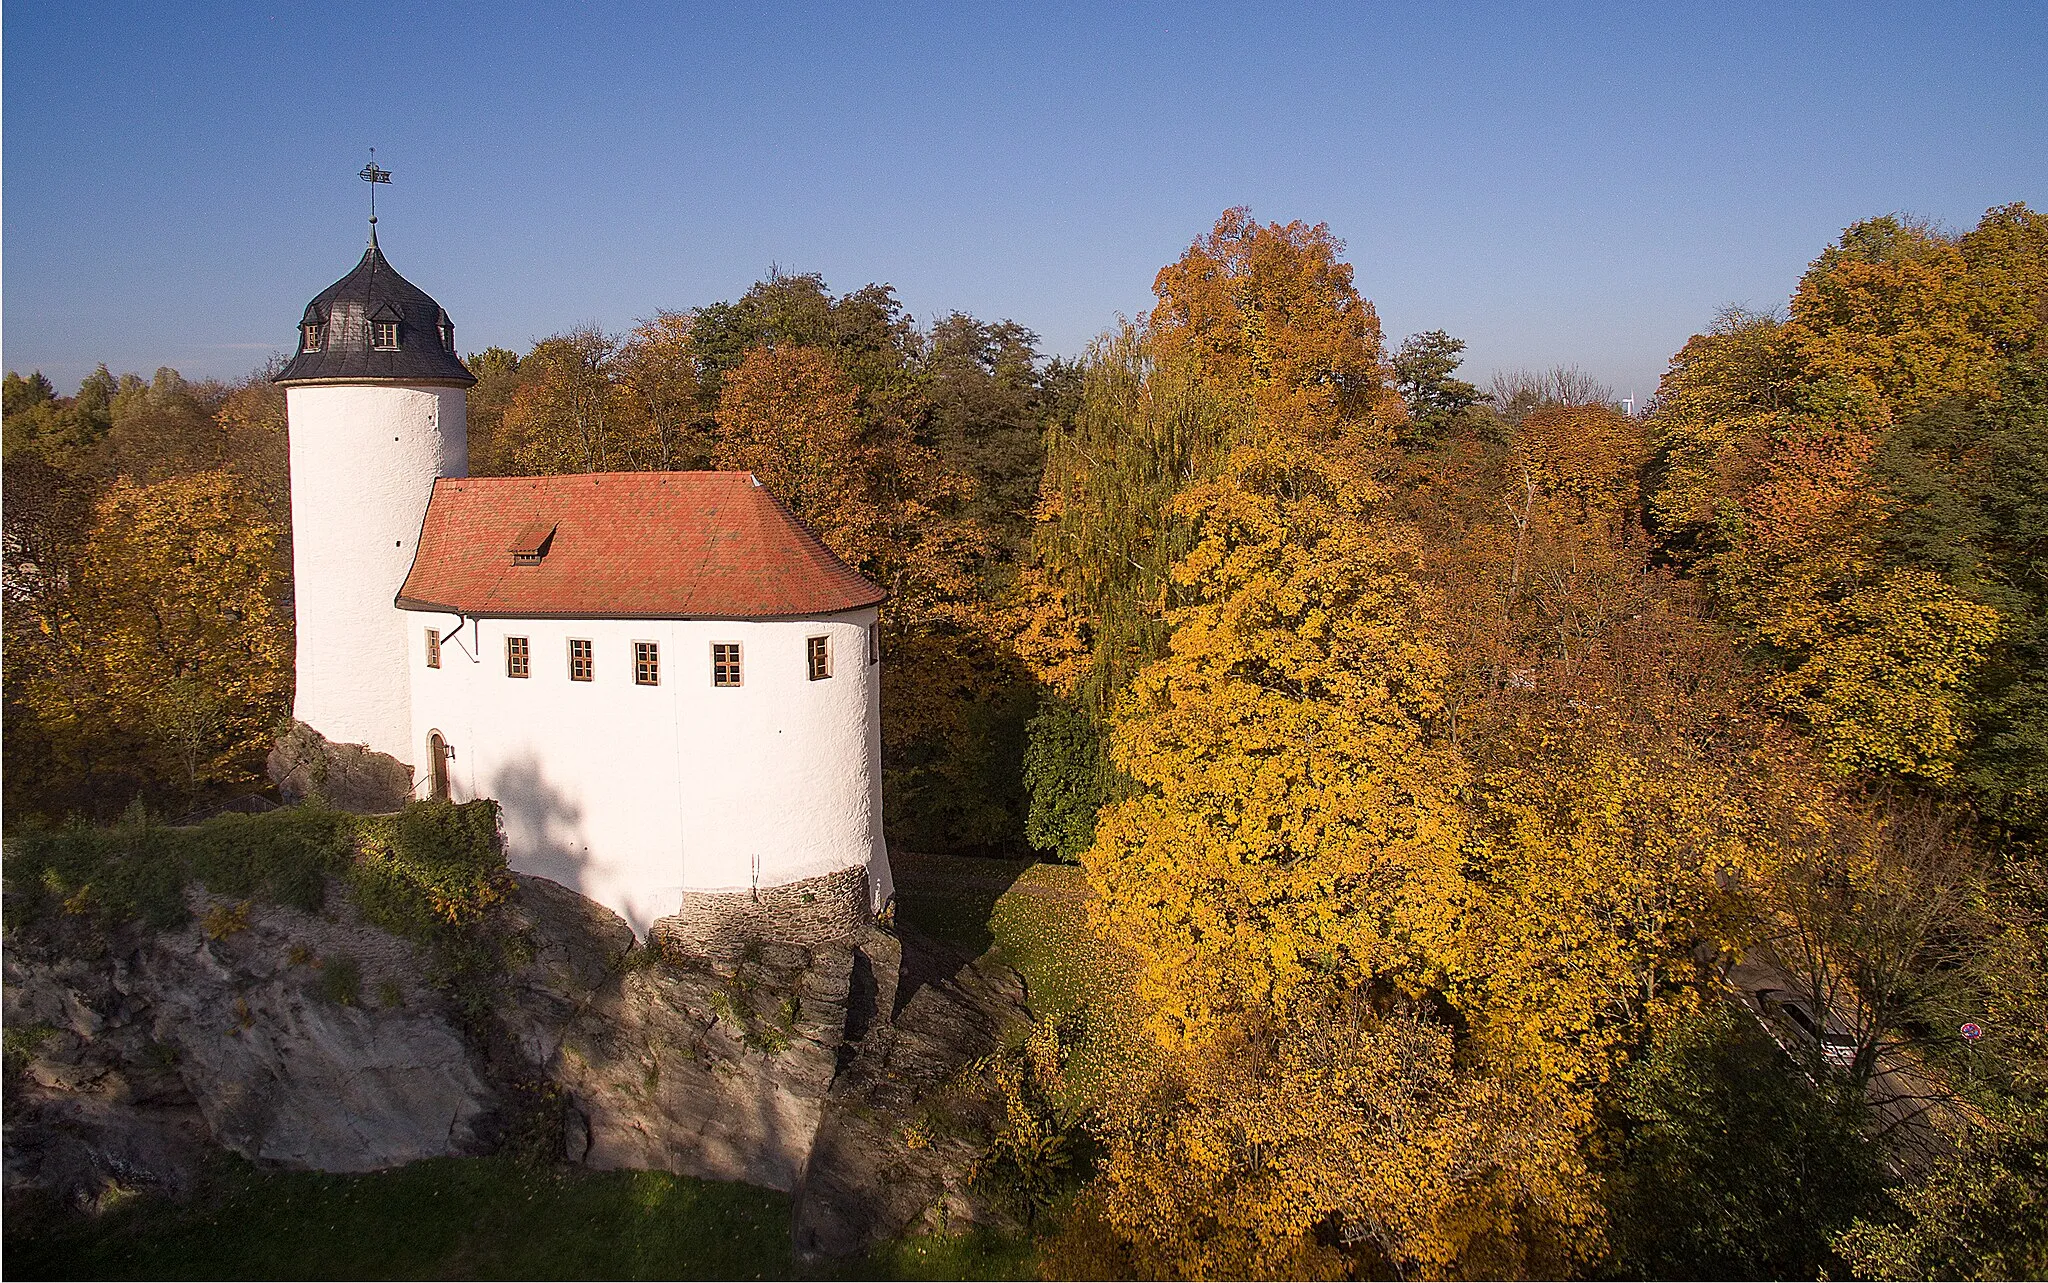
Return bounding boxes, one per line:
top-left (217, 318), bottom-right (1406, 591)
top-left (649, 866), bottom-right (870, 959)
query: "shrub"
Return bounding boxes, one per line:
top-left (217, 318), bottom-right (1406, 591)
top-left (349, 801), bottom-right (510, 939)
top-left (202, 900), bottom-right (252, 940)
top-left (964, 1017), bottom-right (1094, 1221)
top-left (6, 805), bottom-right (351, 930)
top-left (1021, 698), bottom-right (1120, 861)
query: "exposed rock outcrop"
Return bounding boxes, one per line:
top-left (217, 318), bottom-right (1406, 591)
top-left (4, 887), bottom-right (495, 1197)
top-left (5, 865), bottom-right (1035, 1259)
top-left (793, 929), bottom-right (1029, 1259)
top-left (267, 721), bottom-right (415, 813)
top-left (497, 873), bottom-right (857, 1190)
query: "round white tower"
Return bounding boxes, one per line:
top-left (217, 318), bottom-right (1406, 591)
top-left (275, 228), bottom-right (474, 767)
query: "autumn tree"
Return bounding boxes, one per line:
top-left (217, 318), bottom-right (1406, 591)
top-left (1785, 214), bottom-right (2002, 418)
top-left (504, 328), bottom-right (639, 474)
top-left (614, 310), bottom-right (705, 470)
top-left (1149, 207), bottom-right (1404, 439)
top-left (1619, 203), bottom-right (2048, 1276)
top-left (1087, 445), bottom-right (1464, 1034)
top-left (463, 345), bottom-right (526, 474)
top-left (713, 345), bottom-right (878, 563)
top-left (1024, 211), bottom-right (1407, 858)
top-left (1645, 205), bottom-right (2048, 787)
top-left (23, 471), bottom-right (291, 809)
top-left (1056, 1005), bottom-right (1594, 1281)
top-left (4, 358), bottom-right (297, 819)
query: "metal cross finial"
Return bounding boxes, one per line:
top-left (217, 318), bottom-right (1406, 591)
top-left (359, 149), bottom-right (392, 230)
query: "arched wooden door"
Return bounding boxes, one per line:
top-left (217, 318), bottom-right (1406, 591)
top-left (428, 731), bottom-right (450, 801)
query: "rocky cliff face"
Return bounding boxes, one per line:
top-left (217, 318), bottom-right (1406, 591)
top-left (4, 868), bottom-right (1026, 1257)
top-left (5, 884), bottom-right (494, 1196)
top-left (498, 874), bottom-right (859, 1191)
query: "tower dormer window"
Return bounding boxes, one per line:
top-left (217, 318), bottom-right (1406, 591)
top-left (372, 320), bottom-right (400, 350)
top-left (439, 322), bottom-right (454, 352)
top-left (302, 323), bottom-right (323, 352)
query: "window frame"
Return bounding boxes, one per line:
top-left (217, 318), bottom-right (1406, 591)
top-left (867, 624), bottom-right (880, 666)
top-left (505, 635), bottom-right (530, 679)
top-left (302, 322), bottom-right (323, 352)
top-left (807, 634), bottom-right (832, 681)
top-left (568, 637), bottom-right (594, 682)
top-left (425, 627), bottom-right (441, 669)
top-left (634, 640), bottom-right (660, 687)
top-left (371, 319), bottom-right (400, 350)
top-left (711, 641), bottom-right (743, 688)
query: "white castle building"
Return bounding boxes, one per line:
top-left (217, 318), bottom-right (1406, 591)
top-left (274, 228), bottom-right (893, 939)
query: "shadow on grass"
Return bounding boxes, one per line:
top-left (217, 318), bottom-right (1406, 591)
top-left (3, 1156), bottom-right (794, 1282)
top-left (4, 1155), bottom-right (1041, 1282)
top-left (887, 852), bottom-right (1035, 1017)
top-left (889, 852), bottom-right (1034, 960)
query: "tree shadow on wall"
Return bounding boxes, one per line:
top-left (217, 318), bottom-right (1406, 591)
top-left (486, 751), bottom-right (595, 902)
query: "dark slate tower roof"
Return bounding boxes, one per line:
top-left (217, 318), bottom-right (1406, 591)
top-left (274, 234), bottom-right (476, 387)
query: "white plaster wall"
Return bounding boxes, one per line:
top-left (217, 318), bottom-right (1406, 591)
top-left (288, 384), bottom-right (467, 765)
top-left (407, 609), bottom-right (890, 937)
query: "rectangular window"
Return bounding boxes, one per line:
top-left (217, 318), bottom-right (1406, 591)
top-left (635, 641), bottom-right (660, 686)
top-left (807, 635), bottom-right (831, 681)
top-left (569, 638), bottom-right (594, 682)
top-left (868, 624), bottom-right (880, 666)
top-left (372, 320), bottom-right (400, 350)
top-left (302, 323), bottom-right (322, 352)
top-left (425, 627), bottom-right (441, 669)
top-left (506, 635), bottom-right (530, 678)
top-left (712, 642), bottom-right (742, 687)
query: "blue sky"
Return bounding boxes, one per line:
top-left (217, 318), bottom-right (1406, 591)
top-left (5, 2), bottom-right (2044, 399)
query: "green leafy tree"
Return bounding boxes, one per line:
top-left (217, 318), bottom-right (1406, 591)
top-left (1604, 1001), bottom-right (1888, 1280)
top-left (1392, 329), bottom-right (1482, 445)
top-left (1019, 695), bottom-right (1117, 860)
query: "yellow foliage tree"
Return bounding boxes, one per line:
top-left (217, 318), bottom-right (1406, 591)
top-left (1763, 569), bottom-right (2002, 780)
top-left (1457, 622), bottom-right (1835, 1091)
top-left (30, 471), bottom-right (291, 797)
top-left (1085, 445), bottom-right (1468, 1045)
top-left (1055, 1004), bottom-right (1597, 1281)
top-left (1786, 215), bottom-right (2000, 420)
top-left (1644, 307), bottom-right (1799, 549)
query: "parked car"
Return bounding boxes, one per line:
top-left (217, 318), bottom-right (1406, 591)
top-left (1757, 989), bottom-right (1859, 1069)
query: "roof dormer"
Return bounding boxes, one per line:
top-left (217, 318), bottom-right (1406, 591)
top-left (509, 521), bottom-right (557, 566)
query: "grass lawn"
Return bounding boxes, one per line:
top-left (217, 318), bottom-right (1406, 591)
top-left (891, 852), bottom-right (1115, 1023)
top-left (894, 851), bottom-right (1143, 1139)
top-left (5, 1155), bottom-right (1044, 1282)
top-left (5, 1157), bottom-right (792, 1281)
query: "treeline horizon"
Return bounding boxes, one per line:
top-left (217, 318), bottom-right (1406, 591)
top-left (5, 201), bottom-right (2046, 1279)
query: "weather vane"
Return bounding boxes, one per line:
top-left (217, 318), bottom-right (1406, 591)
top-left (359, 148), bottom-right (392, 229)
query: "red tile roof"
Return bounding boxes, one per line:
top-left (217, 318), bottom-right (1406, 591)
top-left (396, 472), bottom-right (887, 620)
